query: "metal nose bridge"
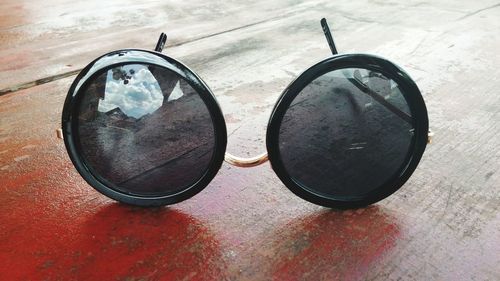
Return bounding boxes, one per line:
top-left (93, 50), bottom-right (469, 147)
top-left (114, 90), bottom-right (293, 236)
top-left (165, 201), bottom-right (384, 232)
top-left (224, 152), bottom-right (268, 168)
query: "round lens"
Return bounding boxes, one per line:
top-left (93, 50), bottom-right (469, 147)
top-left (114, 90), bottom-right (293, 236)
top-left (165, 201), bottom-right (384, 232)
top-left (75, 63), bottom-right (216, 196)
top-left (278, 67), bottom-right (415, 200)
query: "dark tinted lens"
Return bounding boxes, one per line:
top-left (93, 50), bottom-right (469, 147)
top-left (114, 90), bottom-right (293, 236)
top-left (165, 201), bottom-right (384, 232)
top-left (279, 68), bottom-right (414, 199)
top-left (76, 64), bottom-right (215, 196)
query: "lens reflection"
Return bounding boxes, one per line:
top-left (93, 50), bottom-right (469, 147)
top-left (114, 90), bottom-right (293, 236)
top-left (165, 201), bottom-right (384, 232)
top-left (279, 68), bottom-right (414, 199)
top-left (77, 64), bottom-right (215, 196)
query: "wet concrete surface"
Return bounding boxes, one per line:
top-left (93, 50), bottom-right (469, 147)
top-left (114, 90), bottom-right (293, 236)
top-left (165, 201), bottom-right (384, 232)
top-left (1, 0), bottom-right (499, 280)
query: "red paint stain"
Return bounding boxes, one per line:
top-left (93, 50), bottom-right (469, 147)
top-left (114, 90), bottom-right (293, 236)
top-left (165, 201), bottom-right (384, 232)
top-left (0, 199), bottom-right (226, 280)
top-left (0, 71), bottom-right (403, 281)
top-left (270, 208), bottom-right (400, 281)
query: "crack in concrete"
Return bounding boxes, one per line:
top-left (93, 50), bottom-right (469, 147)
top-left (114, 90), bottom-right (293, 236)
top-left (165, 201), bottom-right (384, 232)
top-left (0, 69), bottom-right (81, 96)
top-left (0, 11), bottom-right (303, 97)
top-left (456, 2), bottom-right (500, 21)
top-left (5, 2), bottom-right (495, 97)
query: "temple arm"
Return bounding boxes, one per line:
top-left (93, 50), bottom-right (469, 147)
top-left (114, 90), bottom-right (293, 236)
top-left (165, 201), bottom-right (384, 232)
top-left (154, 33), bottom-right (167, 53)
top-left (320, 18), bottom-right (412, 125)
top-left (321, 18), bottom-right (432, 142)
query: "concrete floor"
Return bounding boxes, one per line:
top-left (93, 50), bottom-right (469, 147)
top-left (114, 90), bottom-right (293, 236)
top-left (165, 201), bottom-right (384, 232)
top-left (0, 0), bottom-right (499, 280)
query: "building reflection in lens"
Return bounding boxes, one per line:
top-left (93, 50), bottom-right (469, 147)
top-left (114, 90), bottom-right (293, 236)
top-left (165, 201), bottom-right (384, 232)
top-left (77, 64), bottom-right (216, 196)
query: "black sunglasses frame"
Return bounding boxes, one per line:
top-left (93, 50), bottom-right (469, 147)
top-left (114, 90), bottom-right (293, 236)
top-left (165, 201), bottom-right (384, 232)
top-left (62, 50), bottom-right (228, 206)
top-left (267, 54), bottom-right (428, 209)
top-left (60, 19), bottom-right (429, 208)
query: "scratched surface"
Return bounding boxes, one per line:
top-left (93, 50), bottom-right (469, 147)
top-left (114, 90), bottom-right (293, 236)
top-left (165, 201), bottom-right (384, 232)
top-left (0, 0), bottom-right (499, 280)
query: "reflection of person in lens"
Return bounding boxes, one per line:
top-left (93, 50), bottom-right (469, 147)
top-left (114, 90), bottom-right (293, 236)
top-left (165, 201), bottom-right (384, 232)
top-left (78, 64), bottom-right (215, 196)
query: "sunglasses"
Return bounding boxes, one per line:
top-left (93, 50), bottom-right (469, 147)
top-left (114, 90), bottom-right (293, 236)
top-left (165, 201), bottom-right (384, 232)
top-left (57, 18), bottom-right (432, 209)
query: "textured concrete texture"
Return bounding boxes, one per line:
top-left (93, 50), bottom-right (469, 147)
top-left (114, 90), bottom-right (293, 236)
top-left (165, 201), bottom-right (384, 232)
top-left (0, 0), bottom-right (499, 280)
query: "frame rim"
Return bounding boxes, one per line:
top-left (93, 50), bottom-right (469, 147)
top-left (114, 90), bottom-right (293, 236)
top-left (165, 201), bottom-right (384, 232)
top-left (266, 53), bottom-right (429, 209)
top-left (61, 49), bottom-right (227, 206)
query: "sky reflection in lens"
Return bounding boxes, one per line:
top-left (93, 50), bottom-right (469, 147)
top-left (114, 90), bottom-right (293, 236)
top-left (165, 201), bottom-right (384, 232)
top-left (96, 65), bottom-right (184, 119)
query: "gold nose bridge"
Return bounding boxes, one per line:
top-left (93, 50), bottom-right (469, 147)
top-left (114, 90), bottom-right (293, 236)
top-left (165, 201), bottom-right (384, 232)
top-left (224, 152), bottom-right (269, 168)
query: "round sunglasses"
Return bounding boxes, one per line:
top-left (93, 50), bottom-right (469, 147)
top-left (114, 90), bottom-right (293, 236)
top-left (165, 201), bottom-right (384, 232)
top-left (58, 19), bottom-right (432, 209)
